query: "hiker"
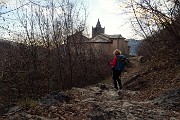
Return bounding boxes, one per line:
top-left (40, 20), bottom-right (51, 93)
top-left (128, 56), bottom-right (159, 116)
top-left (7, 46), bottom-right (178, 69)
top-left (108, 49), bottom-right (127, 90)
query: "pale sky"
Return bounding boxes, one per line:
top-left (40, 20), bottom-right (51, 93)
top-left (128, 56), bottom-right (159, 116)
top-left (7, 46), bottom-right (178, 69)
top-left (0, 0), bottom-right (142, 40)
top-left (86, 0), bottom-right (141, 39)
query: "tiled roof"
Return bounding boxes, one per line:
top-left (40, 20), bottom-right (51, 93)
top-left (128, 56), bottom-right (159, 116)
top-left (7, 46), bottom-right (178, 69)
top-left (87, 33), bottom-right (125, 43)
top-left (87, 34), bottom-right (111, 43)
top-left (101, 33), bottom-right (125, 39)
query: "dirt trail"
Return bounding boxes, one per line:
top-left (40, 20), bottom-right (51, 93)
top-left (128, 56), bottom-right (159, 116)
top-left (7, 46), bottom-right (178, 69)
top-left (122, 56), bottom-right (145, 81)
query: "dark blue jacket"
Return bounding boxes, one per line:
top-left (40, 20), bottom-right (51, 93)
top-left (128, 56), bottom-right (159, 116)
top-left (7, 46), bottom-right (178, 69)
top-left (115, 55), bottom-right (126, 71)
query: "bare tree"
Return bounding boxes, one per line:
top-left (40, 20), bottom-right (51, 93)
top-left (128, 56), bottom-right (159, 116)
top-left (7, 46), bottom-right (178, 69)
top-left (0, 0), bottom-right (111, 105)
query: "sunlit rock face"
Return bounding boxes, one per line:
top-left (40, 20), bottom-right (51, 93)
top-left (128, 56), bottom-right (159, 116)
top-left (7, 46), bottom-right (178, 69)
top-left (127, 39), bottom-right (142, 56)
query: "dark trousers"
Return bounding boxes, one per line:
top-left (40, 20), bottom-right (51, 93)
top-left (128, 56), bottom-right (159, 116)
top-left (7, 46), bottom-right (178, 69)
top-left (112, 69), bottom-right (122, 89)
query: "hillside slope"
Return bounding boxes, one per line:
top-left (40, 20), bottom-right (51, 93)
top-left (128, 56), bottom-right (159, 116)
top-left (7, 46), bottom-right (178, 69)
top-left (122, 56), bottom-right (180, 101)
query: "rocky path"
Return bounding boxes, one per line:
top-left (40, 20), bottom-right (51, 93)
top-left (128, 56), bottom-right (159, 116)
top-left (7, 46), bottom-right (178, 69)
top-left (2, 83), bottom-right (180, 120)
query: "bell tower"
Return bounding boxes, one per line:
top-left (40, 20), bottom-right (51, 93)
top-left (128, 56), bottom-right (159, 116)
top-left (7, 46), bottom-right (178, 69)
top-left (92, 19), bottom-right (105, 37)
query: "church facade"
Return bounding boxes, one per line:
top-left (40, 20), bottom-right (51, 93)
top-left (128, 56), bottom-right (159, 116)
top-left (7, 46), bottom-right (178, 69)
top-left (87, 19), bottom-right (129, 56)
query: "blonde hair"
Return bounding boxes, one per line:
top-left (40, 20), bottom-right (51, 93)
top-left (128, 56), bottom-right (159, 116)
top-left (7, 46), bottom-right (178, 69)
top-left (113, 49), bottom-right (121, 55)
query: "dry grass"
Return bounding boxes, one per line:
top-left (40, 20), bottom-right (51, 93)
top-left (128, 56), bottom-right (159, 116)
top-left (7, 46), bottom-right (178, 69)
top-left (121, 56), bottom-right (180, 101)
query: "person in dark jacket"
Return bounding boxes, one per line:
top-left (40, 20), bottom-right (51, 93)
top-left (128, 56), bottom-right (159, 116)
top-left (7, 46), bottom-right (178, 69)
top-left (108, 49), bottom-right (126, 90)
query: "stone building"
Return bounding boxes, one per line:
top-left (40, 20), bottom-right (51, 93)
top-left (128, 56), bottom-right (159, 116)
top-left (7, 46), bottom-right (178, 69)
top-left (67, 19), bottom-right (129, 56)
top-left (87, 19), bottom-right (129, 56)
